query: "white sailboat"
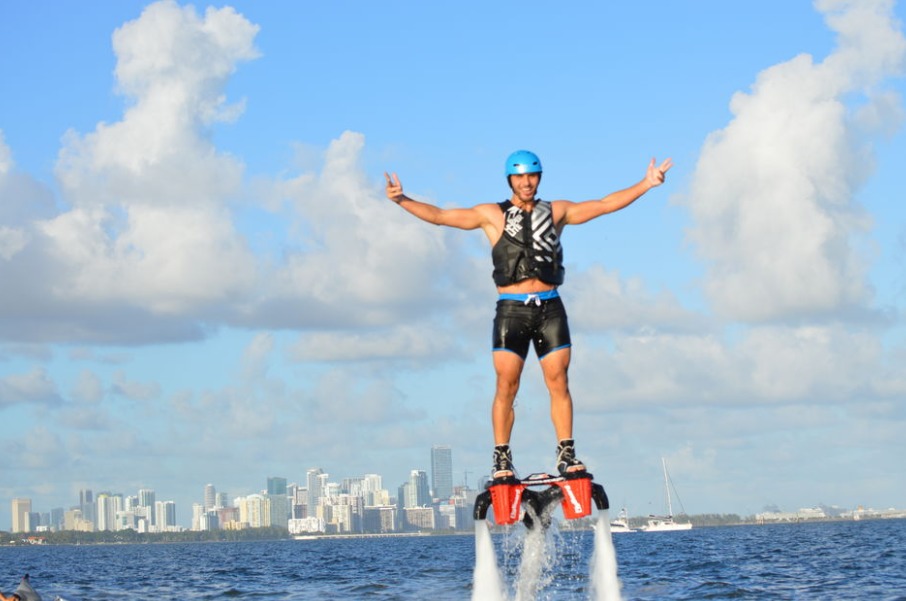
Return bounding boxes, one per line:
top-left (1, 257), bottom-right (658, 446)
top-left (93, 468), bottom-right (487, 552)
top-left (641, 457), bottom-right (692, 532)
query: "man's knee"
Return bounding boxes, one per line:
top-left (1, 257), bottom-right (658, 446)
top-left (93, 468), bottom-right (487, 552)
top-left (543, 361), bottom-right (569, 383)
top-left (495, 375), bottom-right (520, 400)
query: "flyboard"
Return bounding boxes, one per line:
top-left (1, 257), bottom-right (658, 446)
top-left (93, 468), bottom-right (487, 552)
top-left (473, 471), bottom-right (609, 528)
top-left (470, 471), bottom-right (621, 601)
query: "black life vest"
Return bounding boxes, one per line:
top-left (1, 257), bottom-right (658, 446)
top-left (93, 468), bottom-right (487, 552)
top-left (491, 199), bottom-right (564, 287)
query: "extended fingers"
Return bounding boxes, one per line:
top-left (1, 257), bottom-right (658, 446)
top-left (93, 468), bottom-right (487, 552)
top-left (384, 171), bottom-right (404, 202)
top-left (648, 157), bottom-right (672, 184)
top-left (385, 172), bottom-right (403, 191)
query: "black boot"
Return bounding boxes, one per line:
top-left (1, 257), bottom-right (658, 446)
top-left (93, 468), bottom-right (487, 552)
top-left (492, 444), bottom-right (515, 480)
top-left (556, 439), bottom-right (586, 477)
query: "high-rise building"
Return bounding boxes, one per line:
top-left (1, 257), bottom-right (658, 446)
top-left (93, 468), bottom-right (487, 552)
top-left (292, 486), bottom-right (308, 519)
top-left (155, 501), bottom-right (177, 530)
top-left (306, 468), bottom-right (325, 510)
top-left (266, 477), bottom-right (289, 528)
top-left (80, 489), bottom-right (95, 527)
top-left (239, 494), bottom-right (268, 528)
top-left (138, 488), bottom-right (156, 526)
top-left (11, 498), bottom-right (31, 533)
top-left (192, 503), bottom-right (205, 531)
top-left (405, 470), bottom-right (430, 508)
top-left (95, 494), bottom-right (108, 531)
top-left (50, 507), bottom-right (65, 531)
top-left (267, 477), bottom-right (287, 496)
top-left (63, 508), bottom-right (93, 532)
top-left (431, 445), bottom-right (454, 500)
top-left (124, 495), bottom-right (139, 512)
top-left (361, 474), bottom-right (387, 506)
top-left (96, 493), bottom-right (121, 532)
top-left (204, 484), bottom-right (216, 511)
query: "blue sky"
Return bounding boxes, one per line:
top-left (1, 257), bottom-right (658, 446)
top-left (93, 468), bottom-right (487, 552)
top-left (1, 0), bottom-right (905, 528)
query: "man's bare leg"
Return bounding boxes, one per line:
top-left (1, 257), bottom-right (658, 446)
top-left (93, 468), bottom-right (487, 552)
top-left (491, 350), bottom-right (524, 477)
top-left (540, 348), bottom-right (586, 474)
top-left (540, 347), bottom-right (573, 439)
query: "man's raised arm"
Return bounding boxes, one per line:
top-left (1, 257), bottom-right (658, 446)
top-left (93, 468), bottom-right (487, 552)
top-left (559, 158), bottom-right (673, 226)
top-left (385, 172), bottom-right (489, 231)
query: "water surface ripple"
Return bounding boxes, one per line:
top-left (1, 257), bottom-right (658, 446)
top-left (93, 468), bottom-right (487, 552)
top-left (1, 519), bottom-right (904, 600)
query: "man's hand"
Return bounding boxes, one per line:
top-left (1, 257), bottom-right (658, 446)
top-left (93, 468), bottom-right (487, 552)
top-left (385, 172), bottom-right (404, 203)
top-left (645, 157), bottom-right (673, 187)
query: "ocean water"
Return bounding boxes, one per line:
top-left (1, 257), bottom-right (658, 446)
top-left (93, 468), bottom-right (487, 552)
top-left (2, 518), bottom-right (905, 600)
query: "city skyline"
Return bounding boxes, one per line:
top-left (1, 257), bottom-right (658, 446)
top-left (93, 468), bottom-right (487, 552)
top-left (7, 462), bottom-right (900, 534)
top-left (4, 444), bottom-right (466, 532)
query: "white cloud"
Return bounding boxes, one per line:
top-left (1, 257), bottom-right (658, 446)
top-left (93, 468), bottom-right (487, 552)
top-left (0, 367), bottom-right (61, 406)
top-left (818, 0), bottom-right (906, 87)
top-left (568, 264), bottom-right (705, 332)
top-left (71, 369), bottom-right (104, 404)
top-left (0, 131), bottom-right (10, 176)
top-left (289, 324), bottom-right (461, 362)
top-left (0, 2), bottom-right (265, 342)
top-left (111, 370), bottom-right (161, 402)
top-left (572, 322), bottom-right (904, 413)
top-left (572, 330), bottom-right (735, 409)
top-left (681, 0), bottom-right (906, 322)
top-left (0, 344), bottom-right (54, 362)
top-left (19, 426), bottom-right (67, 470)
top-left (240, 331), bottom-right (274, 381)
top-left (0, 226), bottom-right (28, 261)
top-left (0, 132), bottom-right (56, 227)
top-left (1, 1), bottom-right (493, 346)
top-left (39, 203), bottom-right (256, 314)
top-left (305, 368), bottom-right (425, 426)
top-left (736, 324), bottom-right (887, 401)
top-left (278, 131), bottom-right (459, 305)
top-left (41, 2), bottom-right (259, 316)
top-left (251, 130), bottom-right (484, 330)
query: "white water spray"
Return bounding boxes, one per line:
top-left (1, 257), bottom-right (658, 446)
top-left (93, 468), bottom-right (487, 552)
top-left (472, 521), bottom-right (507, 601)
top-left (473, 508), bottom-right (622, 600)
top-left (514, 519), bottom-right (551, 601)
top-left (589, 511), bottom-right (623, 601)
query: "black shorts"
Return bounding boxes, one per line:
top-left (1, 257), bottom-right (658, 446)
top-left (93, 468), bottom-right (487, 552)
top-left (492, 292), bottom-right (572, 360)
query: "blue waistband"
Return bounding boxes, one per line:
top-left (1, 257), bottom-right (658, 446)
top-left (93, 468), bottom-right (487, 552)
top-left (498, 289), bottom-right (560, 302)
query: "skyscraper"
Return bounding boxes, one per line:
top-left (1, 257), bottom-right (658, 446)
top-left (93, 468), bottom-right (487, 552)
top-left (139, 488), bottom-right (156, 526)
top-left (96, 493), bottom-right (121, 532)
top-left (204, 484), bottom-right (216, 511)
top-left (156, 501), bottom-right (177, 530)
top-left (50, 507), bottom-right (64, 531)
top-left (266, 477), bottom-right (289, 528)
top-left (267, 477), bottom-right (287, 495)
top-left (11, 498), bottom-right (31, 533)
top-left (407, 470), bottom-right (430, 508)
top-left (431, 445), bottom-right (454, 500)
top-left (80, 489), bottom-right (95, 527)
top-left (306, 468), bottom-right (325, 510)
top-left (239, 494), bottom-right (268, 528)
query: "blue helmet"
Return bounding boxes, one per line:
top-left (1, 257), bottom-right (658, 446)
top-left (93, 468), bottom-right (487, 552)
top-left (505, 150), bottom-right (542, 176)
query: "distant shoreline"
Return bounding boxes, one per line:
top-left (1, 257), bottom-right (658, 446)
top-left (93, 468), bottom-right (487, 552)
top-left (4, 514), bottom-right (905, 547)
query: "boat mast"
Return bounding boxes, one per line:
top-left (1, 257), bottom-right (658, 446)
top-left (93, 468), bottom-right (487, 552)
top-left (662, 457), bottom-right (674, 518)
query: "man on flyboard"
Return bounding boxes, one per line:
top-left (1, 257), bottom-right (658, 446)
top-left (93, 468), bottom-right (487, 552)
top-left (386, 150), bottom-right (671, 482)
